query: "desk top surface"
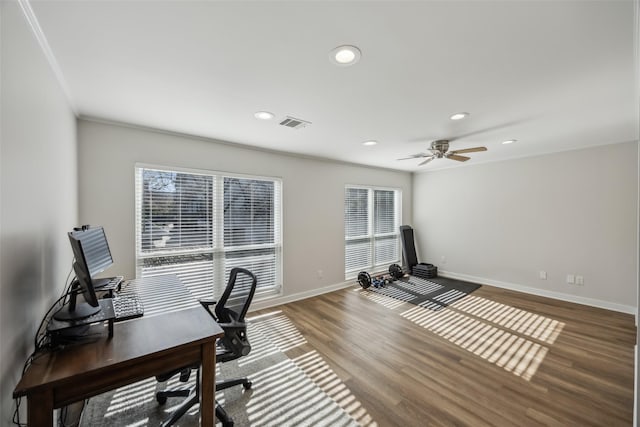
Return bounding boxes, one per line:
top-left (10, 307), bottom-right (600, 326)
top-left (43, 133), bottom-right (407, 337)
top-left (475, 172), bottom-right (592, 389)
top-left (14, 274), bottom-right (224, 396)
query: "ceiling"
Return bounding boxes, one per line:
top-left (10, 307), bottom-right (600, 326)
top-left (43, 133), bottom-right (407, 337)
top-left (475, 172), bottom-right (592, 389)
top-left (29, 1), bottom-right (638, 172)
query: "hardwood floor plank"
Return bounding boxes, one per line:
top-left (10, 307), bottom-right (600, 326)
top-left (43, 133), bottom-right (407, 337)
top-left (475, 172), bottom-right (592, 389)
top-left (250, 281), bottom-right (636, 426)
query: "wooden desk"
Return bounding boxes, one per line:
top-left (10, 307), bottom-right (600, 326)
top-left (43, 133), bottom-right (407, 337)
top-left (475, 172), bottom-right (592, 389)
top-left (13, 275), bottom-right (224, 427)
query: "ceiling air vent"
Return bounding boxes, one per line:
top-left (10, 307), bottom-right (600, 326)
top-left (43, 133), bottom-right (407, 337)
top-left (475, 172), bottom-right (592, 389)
top-left (279, 116), bottom-right (311, 129)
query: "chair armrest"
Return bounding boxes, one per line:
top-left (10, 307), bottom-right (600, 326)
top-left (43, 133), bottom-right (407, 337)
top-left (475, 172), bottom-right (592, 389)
top-left (199, 299), bottom-right (218, 320)
top-left (217, 320), bottom-right (245, 330)
top-left (199, 298), bottom-right (217, 308)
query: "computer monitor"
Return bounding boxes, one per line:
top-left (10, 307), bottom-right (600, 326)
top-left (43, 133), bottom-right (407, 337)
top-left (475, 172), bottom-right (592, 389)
top-left (53, 226), bottom-right (114, 321)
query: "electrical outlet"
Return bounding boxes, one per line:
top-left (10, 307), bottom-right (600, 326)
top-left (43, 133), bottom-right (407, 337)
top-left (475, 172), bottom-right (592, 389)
top-left (566, 274), bottom-right (575, 284)
top-left (539, 270), bottom-right (547, 280)
top-left (317, 270), bottom-right (323, 279)
top-left (440, 255), bottom-right (446, 265)
top-left (575, 275), bottom-right (584, 286)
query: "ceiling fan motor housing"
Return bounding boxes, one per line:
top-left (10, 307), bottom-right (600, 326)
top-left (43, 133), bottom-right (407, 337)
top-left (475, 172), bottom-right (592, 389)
top-left (431, 139), bottom-right (450, 153)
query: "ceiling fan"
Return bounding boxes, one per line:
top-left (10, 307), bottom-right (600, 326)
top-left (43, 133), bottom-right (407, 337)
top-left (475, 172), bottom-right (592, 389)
top-left (399, 139), bottom-right (487, 166)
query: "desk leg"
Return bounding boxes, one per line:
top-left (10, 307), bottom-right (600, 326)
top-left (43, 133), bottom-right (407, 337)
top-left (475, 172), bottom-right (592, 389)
top-left (27, 389), bottom-right (53, 427)
top-left (201, 341), bottom-right (215, 426)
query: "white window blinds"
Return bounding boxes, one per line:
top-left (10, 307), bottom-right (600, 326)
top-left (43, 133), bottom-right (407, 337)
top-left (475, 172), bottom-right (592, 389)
top-left (135, 166), bottom-right (282, 300)
top-left (344, 186), bottom-right (401, 278)
top-left (345, 188), bottom-right (371, 272)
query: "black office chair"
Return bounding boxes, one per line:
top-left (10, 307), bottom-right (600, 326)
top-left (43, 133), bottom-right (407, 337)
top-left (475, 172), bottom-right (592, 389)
top-left (155, 267), bottom-right (258, 427)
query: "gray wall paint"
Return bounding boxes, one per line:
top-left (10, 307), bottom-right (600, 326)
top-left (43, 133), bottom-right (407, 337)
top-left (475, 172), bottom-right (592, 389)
top-left (413, 142), bottom-right (638, 310)
top-left (77, 119), bottom-right (412, 298)
top-left (0, 2), bottom-right (78, 425)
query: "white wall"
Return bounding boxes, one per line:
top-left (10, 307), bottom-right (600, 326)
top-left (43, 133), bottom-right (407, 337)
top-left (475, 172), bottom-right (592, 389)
top-left (413, 142), bottom-right (638, 312)
top-left (0, 2), bottom-right (78, 426)
top-left (77, 119), bottom-right (412, 303)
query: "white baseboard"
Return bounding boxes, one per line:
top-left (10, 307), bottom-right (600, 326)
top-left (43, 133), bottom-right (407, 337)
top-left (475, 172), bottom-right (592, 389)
top-left (249, 279), bottom-right (356, 312)
top-left (250, 271), bottom-right (636, 316)
top-left (439, 270), bottom-right (637, 315)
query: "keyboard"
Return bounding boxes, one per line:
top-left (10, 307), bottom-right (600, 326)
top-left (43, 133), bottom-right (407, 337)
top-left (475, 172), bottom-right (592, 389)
top-left (112, 294), bottom-right (144, 321)
top-left (96, 276), bottom-right (124, 291)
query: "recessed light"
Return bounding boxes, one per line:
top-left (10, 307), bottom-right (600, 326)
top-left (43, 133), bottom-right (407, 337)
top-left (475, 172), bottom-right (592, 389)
top-left (450, 112), bottom-right (469, 120)
top-left (254, 111), bottom-right (274, 120)
top-left (362, 140), bottom-right (378, 146)
top-left (330, 45), bottom-right (361, 66)
top-left (502, 139), bottom-right (517, 145)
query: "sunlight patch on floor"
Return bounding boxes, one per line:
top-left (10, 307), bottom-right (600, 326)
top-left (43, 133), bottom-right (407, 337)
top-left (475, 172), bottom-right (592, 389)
top-left (401, 299), bottom-right (560, 381)
top-left (357, 288), bottom-right (406, 309)
top-left (244, 358), bottom-right (358, 427)
top-left (293, 350), bottom-right (377, 427)
top-left (450, 295), bottom-right (565, 344)
top-left (104, 378), bottom-right (158, 417)
top-left (247, 310), bottom-right (307, 352)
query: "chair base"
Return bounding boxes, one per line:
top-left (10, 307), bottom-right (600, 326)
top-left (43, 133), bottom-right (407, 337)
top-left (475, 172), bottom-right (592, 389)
top-left (158, 389), bottom-right (198, 427)
top-left (217, 377), bottom-right (252, 391)
top-left (155, 371), bottom-right (252, 427)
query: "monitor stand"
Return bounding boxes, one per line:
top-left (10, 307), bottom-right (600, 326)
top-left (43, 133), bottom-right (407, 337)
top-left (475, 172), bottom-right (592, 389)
top-left (48, 298), bottom-right (116, 344)
top-left (53, 282), bottom-right (101, 321)
top-left (53, 301), bottom-right (101, 321)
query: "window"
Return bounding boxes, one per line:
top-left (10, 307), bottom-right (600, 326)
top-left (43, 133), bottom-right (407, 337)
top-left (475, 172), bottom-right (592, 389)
top-left (344, 186), bottom-right (401, 278)
top-left (135, 165), bottom-right (282, 300)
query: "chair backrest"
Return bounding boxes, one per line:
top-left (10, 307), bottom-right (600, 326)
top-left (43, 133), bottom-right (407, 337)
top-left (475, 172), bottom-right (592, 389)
top-left (215, 267), bottom-right (257, 361)
top-left (215, 267), bottom-right (257, 324)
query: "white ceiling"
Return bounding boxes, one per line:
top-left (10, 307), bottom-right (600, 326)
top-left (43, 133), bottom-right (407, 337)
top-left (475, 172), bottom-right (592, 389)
top-left (29, 1), bottom-right (638, 171)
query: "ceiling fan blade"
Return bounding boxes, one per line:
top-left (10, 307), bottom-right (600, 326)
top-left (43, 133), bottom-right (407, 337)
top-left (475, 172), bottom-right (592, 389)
top-left (449, 146), bottom-right (487, 155)
top-left (418, 157), bottom-right (435, 166)
top-left (447, 154), bottom-right (470, 162)
top-left (397, 153), bottom-right (428, 160)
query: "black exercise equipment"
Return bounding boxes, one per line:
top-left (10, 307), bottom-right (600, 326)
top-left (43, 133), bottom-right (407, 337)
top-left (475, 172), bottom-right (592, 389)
top-left (399, 225), bottom-right (438, 279)
top-left (388, 263), bottom-right (404, 280)
top-left (357, 271), bottom-right (372, 289)
top-left (357, 271), bottom-right (388, 289)
top-left (413, 263), bottom-right (437, 279)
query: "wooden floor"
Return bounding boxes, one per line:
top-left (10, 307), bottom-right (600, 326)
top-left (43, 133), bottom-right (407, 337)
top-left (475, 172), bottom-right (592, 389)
top-left (249, 279), bottom-right (636, 426)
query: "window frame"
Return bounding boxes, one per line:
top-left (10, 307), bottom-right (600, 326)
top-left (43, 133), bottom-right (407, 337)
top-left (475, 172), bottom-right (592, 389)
top-left (344, 184), bottom-right (402, 279)
top-left (135, 163), bottom-right (283, 300)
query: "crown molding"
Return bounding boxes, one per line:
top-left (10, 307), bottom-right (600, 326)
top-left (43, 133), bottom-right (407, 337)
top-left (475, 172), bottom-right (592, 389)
top-left (18, 0), bottom-right (77, 115)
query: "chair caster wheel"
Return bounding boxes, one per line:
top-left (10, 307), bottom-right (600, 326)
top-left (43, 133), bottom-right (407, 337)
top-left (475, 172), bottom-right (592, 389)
top-left (156, 394), bottom-right (167, 405)
top-left (243, 381), bottom-right (252, 390)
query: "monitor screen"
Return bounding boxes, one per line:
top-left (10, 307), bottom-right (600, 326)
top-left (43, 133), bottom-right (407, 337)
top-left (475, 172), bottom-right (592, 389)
top-left (54, 226), bottom-right (113, 321)
top-left (72, 226), bottom-right (113, 277)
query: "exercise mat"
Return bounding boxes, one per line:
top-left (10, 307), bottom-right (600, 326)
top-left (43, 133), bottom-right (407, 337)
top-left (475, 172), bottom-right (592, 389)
top-left (368, 275), bottom-right (481, 310)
